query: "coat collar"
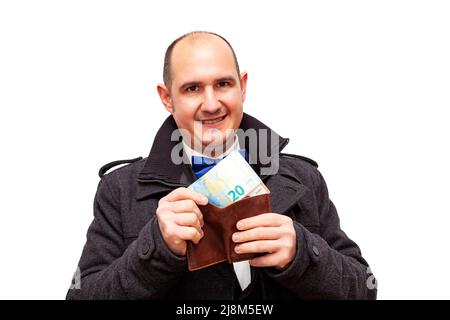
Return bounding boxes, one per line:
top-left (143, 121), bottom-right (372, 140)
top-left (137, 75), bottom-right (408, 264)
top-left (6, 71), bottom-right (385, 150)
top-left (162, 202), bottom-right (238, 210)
top-left (136, 113), bottom-right (289, 200)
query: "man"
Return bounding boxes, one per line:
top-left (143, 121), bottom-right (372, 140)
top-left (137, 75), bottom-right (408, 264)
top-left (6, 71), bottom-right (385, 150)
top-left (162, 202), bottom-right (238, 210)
top-left (66, 31), bottom-right (377, 299)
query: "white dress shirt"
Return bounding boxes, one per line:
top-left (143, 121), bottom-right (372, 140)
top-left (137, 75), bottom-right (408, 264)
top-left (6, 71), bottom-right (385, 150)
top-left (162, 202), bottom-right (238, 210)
top-left (182, 137), bottom-right (252, 291)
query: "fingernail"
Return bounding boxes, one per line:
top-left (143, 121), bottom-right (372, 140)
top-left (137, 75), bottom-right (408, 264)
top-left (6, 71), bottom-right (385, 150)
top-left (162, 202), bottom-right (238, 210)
top-left (232, 233), bottom-right (239, 242)
top-left (237, 221), bottom-right (244, 229)
top-left (235, 245), bottom-right (240, 253)
top-left (202, 196), bottom-right (208, 203)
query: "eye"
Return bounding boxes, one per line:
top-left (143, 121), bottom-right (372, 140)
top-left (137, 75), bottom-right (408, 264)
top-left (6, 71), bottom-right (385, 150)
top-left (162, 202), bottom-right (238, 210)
top-left (216, 81), bottom-right (230, 88)
top-left (186, 85), bottom-right (199, 92)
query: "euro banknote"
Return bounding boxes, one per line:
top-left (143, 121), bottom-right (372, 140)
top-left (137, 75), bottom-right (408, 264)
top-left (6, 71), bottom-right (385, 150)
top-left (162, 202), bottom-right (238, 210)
top-left (188, 150), bottom-right (269, 207)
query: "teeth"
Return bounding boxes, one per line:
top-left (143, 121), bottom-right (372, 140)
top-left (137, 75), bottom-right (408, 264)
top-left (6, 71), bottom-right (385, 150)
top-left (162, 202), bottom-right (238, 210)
top-left (202, 116), bottom-right (224, 124)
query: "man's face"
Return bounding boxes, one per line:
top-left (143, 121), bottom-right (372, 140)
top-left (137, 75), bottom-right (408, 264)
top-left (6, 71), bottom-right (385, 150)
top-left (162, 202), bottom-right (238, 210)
top-left (158, 35), bottom-right (247, 153)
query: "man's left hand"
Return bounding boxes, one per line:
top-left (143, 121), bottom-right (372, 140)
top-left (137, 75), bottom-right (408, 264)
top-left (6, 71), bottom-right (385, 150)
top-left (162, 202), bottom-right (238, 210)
top-left (233, 213), bottom-right (297, 270)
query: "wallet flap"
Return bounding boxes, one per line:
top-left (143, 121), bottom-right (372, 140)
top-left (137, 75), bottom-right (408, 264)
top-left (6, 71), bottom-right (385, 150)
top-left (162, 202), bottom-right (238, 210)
top-left (187, 193), bottom-right (271, 271)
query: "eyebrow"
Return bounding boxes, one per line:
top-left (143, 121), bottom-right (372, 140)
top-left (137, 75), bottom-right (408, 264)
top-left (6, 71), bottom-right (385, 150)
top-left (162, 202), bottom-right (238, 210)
top-left (179, 81), bottom-right (201, 91)
top-left (179, 76), bottom-right (237, 91)
top-left (215, 76), bottom-right (236, 84)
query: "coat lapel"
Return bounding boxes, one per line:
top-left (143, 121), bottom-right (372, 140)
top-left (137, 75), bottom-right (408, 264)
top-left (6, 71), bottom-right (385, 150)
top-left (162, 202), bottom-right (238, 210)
top-left (136, 113), bottom-right (290, 201)
top-left (266, 174), bottom-right (309, 214)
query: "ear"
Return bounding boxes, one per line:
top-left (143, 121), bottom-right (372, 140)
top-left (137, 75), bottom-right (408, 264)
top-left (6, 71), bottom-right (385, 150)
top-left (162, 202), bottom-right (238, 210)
top-left (157, 83), bottom-right (174, 113)
top-left (239, 71), bottom-right (248, 102)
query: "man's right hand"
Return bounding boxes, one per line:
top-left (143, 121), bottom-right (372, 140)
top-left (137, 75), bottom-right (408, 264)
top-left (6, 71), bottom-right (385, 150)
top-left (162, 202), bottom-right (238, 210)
top-left (156, 187), bottom-right (208, 256)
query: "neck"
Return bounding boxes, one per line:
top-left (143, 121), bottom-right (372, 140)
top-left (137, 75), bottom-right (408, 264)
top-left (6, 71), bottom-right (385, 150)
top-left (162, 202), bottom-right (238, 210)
top-left (184, 135), bottom-right (239, 160)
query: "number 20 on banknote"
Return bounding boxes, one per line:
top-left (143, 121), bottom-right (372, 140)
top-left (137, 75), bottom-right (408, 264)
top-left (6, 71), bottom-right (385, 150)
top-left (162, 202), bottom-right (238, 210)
top-left (227, 185), bottom-right (244, 202)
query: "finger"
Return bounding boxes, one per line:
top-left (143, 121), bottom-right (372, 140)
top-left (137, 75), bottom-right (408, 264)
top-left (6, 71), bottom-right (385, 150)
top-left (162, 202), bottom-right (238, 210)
top-left (232, 227), bottom-right (280, 243)
top-left (249, 252), bottom-right (283, 268)
top-left (236, 213), bottom-right (288, 231)
top-left (173, 212), bottom-right (203, 229)
top-left (165, 187), bottom-right (208, 205)
top-left (170, 199), bottom-right (203, 221)
top-left (234, 240), bottom-right (278, 255)
top-left (175, 226), bottom-right (204, 244)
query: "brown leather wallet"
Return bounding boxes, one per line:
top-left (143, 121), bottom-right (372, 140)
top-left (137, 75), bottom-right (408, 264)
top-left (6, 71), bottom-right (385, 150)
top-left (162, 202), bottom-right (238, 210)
top-left (187, 193), bottom-right (272, 271)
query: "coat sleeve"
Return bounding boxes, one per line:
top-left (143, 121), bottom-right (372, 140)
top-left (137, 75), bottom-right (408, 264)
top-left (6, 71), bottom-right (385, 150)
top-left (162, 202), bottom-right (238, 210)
top-left (265, 169), bottom-right (377, 299)
top-left (66, 174), bottom-right (187, 299)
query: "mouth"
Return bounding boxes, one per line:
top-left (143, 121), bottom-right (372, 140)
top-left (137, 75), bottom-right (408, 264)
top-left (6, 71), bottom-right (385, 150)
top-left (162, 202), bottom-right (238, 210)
top-left (200, 115), bottom-right (227, 126)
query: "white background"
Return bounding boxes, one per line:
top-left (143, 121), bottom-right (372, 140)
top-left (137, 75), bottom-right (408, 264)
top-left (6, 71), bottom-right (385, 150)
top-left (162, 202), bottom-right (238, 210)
top-left (0, 0), bottom-right (449, 299)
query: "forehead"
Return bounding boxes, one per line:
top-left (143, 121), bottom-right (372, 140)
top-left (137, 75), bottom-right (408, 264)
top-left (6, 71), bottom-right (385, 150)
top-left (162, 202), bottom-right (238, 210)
top-left (170, 35), bottom-right (238, 84)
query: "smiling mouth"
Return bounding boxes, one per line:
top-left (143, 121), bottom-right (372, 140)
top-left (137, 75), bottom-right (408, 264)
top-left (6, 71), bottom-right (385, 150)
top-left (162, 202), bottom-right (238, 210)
top-left (201, 115), bottom-right (226, 125)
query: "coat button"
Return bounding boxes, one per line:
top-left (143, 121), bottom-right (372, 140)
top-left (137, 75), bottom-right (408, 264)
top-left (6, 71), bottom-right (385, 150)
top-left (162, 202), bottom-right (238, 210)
top-left (140, 241), bottom-right (153, 259)
top-left (142, 243), bottom-right (150, 256)
top-left (312, 246), bottom-right (320, 256)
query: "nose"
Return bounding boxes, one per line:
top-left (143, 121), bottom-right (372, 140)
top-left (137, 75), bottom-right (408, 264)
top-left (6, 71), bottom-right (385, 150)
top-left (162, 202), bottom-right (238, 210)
top-left (201, 86), bottom-right (221, 113)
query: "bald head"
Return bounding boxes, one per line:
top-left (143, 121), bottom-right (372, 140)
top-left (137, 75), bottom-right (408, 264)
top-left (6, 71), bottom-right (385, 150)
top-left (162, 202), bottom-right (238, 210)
top-left (163, 31), bottom-right (241, 91)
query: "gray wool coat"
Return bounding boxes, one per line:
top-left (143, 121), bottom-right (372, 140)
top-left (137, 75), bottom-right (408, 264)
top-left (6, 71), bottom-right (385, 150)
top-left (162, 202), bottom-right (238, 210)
top-left (66, 113), bottom-right (377, 300)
